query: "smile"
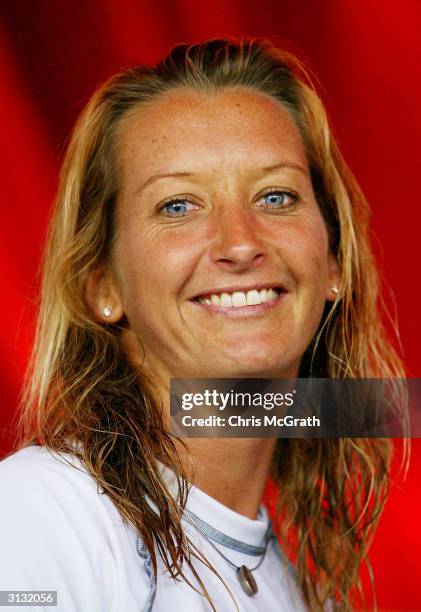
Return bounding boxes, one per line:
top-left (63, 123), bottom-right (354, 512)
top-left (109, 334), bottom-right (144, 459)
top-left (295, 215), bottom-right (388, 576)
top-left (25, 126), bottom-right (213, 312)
top-left (195, 287), bottom-right (283, 308)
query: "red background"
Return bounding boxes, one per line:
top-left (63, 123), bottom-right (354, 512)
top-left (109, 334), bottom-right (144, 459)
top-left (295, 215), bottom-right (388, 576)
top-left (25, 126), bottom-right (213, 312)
top-left (1, 2), bottom-right (420, 610)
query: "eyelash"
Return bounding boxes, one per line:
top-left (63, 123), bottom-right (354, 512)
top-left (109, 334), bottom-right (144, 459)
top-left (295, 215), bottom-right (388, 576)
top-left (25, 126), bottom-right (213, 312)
top-left (257, 188), bottom-right (300, 210)
top-left (159, 189), bottom-right (300, 217)
top-left (159, 197), bottom-right (199, 217)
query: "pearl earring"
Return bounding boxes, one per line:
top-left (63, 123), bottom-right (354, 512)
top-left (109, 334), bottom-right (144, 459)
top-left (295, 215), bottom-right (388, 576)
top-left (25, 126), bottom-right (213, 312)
top-left (103, 306), bottom-right (112, 317)
top-left (331, 286), bottom-right (339, 295)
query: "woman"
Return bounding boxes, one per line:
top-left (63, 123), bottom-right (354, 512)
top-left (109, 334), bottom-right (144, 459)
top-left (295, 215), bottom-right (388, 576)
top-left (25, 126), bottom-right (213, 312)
top-left (0, 38), bottom-right (404, 611)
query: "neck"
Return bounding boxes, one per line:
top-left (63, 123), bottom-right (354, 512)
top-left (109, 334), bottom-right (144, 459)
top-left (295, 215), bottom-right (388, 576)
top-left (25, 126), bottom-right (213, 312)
top-left (145, 371), bottom-right (277, 520)
top-left (176, 436), bottom-right (277, 520)
top-left (125, 341), bottom-right (285, 520)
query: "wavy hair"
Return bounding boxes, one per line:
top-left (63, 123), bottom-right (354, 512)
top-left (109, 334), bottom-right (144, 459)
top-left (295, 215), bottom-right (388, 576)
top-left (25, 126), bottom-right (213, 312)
top-left (17, 38), bottom-right (406, 610)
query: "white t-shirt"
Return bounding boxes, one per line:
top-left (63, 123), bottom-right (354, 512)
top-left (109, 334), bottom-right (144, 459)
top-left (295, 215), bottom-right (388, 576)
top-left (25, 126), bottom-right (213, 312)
top-left (0, 446), bottom-right (306, 611)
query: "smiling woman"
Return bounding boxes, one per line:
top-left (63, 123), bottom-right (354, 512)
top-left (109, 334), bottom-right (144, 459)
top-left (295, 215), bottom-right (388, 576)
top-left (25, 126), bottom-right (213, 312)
top-left (0, 38), bottom-right (404, 611)
top-left (97, 86), bottom-right (339, 382)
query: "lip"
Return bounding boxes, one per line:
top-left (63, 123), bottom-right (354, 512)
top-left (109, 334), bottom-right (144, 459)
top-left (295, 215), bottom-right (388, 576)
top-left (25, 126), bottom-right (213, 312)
top-left (191, 282), bottom-right (287, 301)
top-left (190, 289), bottom-right (287, 317)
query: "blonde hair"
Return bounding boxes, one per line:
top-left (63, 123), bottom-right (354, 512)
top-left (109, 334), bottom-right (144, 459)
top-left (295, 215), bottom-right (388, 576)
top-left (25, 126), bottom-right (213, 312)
top-left (18, 38), bottom-right (406, 610)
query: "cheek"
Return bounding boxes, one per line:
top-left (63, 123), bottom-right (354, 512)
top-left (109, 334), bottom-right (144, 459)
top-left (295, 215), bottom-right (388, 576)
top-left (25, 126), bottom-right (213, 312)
top-left (274, 218), bottom-right (330, 287)
top-left (113, 223), bottom-right (201, 314)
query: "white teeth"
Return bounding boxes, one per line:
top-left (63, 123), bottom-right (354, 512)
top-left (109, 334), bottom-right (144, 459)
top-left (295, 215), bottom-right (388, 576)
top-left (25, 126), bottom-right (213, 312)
top-left (246, 289), bottom-right (261, 305)
top-left (232, 292), bottom-right (247, 307)
top-left (199, 287), bottom-right (280, 308)
top-left (220, 293), bottom-right (233, 307)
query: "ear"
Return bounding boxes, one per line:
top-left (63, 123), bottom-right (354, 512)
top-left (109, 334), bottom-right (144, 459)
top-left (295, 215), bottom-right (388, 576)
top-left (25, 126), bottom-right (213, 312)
top-left (85, 263), bottom-right (124, 323)
top-left (326, 252), bottom-right (341, 302)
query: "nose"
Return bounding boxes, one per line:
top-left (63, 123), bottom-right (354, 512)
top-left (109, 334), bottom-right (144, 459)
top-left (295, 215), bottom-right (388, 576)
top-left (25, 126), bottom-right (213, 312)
top-left (209, 205), bottom-right (267, 272)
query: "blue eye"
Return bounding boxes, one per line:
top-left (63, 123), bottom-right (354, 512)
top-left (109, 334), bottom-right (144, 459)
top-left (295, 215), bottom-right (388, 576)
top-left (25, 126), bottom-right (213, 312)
top-left (161, 199), bottom-right (197, 217)
top-left (258, 190), bottom-right (298, 209)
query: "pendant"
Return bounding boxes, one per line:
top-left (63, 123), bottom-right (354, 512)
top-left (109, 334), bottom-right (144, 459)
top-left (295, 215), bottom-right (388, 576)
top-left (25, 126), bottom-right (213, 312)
top-left (236, 565), bottom-right (258, 597)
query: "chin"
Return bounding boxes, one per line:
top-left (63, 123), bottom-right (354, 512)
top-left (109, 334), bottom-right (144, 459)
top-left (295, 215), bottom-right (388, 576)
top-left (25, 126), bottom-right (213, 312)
top-left (218, 347), bottom-right (297, 379)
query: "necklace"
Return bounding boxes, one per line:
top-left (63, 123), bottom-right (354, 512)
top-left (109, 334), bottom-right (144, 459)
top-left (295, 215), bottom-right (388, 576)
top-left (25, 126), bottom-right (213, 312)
top-left (184, 509), bottom-right (273, 597)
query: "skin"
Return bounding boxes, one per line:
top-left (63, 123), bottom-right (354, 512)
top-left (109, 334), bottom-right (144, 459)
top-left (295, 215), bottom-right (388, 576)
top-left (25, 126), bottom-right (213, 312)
top-left (86, 87), bottom-right (339, 518)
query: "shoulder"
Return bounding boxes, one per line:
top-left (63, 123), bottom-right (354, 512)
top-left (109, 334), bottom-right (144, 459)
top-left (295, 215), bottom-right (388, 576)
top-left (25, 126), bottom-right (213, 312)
top-left (0, 446), bottom-right (154, 612)
top-left (0, 445), bottom-right (107, 532)
top-left (1, 444), bottom-right (95, 491)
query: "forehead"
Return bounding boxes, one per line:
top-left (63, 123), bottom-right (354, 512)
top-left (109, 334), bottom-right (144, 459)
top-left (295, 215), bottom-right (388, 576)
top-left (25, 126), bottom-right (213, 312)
top-left (115, 87), bottom-right (308, 180)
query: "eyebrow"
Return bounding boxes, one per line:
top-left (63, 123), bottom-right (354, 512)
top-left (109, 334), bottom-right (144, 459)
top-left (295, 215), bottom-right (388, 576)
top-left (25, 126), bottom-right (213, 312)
top-left (259, 162), bottom-right (309, 177)
top-left (135, 162), bottom-right (308, 196)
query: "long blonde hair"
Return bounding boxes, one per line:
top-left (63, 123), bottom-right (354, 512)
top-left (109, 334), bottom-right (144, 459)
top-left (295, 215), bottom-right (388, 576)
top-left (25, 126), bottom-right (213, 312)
top-left (18, 38), bottom-right (405, 610)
